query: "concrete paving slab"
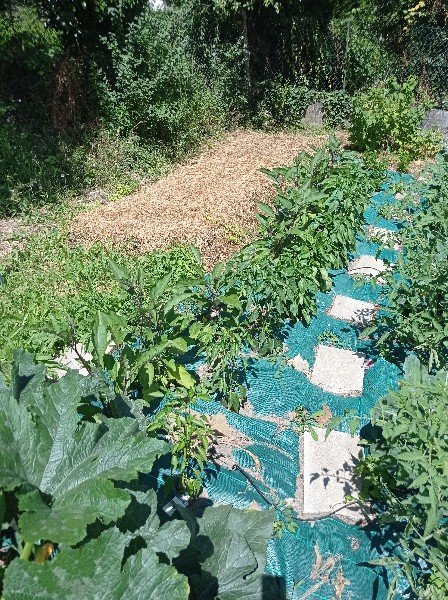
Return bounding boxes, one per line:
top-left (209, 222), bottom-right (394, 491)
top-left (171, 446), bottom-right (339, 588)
top-left (288, 354), bottom-right (310, 375)
top-left (310, 344), bottom-right (365, 397)
top-left (56, 344), bottom-right (93, 377)
top-left (327, 295), bottom-right (376, 327)
top-left (366, 226), bottom-right (401, 249)
top-left (300, 428), bottom-right (365, 523)
top-left (348, 255), bottom-right (386, 277)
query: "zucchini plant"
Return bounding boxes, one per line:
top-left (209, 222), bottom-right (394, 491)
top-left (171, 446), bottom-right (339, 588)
top-left (0, 352), bottom-right (279, 599)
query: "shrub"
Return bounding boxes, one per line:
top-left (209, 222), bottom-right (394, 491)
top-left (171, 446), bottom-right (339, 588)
top-left (257, 80), bottom-right (313, 128)
top-left (319, 90), bottom-right (352, 128)
top-left (257, 82), bottom-right (352, 130)
top-left (0, 4), bottom-right (62, 123)
top-left (0, 114), bottom-right (87, 216)
top-left (0, 119), bottom-right (169, 217)
top-left (333, 18), bottom-right (396, 94)
top-left (84, 130), bottom-right (167, 197)
top-left (95, 8), bottom-right (226, 156)
top-left (349, 76), bottom-right (442, 165)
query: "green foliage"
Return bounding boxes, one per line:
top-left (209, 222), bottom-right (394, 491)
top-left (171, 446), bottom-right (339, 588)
top-left (257, 82), bottom-right (352, 129)
top-left (0, 117), bottom-right (168, 217)
top-left (358, 355), bottom-right (448, 597)
top-left (95, 8), bottom-right (225, 156)
top-left (83, 130), bottom-right (167, 196)
top-left (149, 398), bottom-right (213, 498)
top-left (319, 90), bottom-right (353, 129)
top-left (0, 350), bottom-right (168, 546)
top-left (88, 260), bottom-right (200, 401)
top-left (38, 0), bottom-right (148, 54)
top-left (0, 235), bottom-right (200, 370)
top-left (0, 117), bottom-right (85, 216)
top-left (0, 4), bottom-right (60, 73)
top-left (85, 261), bottom-right (215, 495)
top-left (0, 351), bottom-right (277, 599)
top-left (373, 153), bottom-right (448, 370)
top-left (4, 524), bottom-right (190, 600)
top-left (331, 16), bottom-right (396, 94)
top-left (172, 261), bottom-right (254, 412)
top-left (231, 136), bottom-right (381, 330)
top-left (349, 77), bottom-right (442, 165)
top-left (258, 81), bottom-right (313, 128)
top-left (176, 502), bottom-right (280, 599)
top-left (293, 406), bottom-right (325, 441)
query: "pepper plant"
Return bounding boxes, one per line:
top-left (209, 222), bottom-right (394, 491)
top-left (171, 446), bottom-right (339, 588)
top-left (231, 135), bottom-right (383, 332)
top-left (87, 262), bottom-right (216, 496)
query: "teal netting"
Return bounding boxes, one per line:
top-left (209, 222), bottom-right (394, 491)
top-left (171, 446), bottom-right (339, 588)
top-left (193, 173), bottom-right (412, 599)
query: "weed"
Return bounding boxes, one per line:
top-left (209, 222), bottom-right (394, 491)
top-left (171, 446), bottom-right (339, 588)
top-left (0, 231), bottom-right (200, 370)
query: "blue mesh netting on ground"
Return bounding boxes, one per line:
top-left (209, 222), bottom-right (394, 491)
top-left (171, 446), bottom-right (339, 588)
top-left (193, 173), bottom-right (412, 599)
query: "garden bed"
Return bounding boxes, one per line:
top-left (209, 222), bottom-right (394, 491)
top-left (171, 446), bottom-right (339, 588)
top-left (70, 129), bottom-right (343, 268)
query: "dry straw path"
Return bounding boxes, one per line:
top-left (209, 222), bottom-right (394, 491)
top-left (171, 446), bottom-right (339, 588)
top-left (71, 129), bottom-right (339, 267)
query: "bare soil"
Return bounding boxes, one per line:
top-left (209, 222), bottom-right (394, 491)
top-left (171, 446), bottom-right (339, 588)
top-left (71, 129), bottom-right (342, 268)
top-left (0, 218), bottom-right (38, 259)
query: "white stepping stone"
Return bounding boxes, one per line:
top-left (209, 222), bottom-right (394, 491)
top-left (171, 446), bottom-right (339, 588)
top-left (348, 255), bottom-right (386, 277)
top-left (288, 354), bottom-right (310, 375)
top-left (327, 295), bottom-right (376, 326)
top-left (300, 428), bottom-right (364, 523)
top-left (55, 343), bottom-right (93, 377)
top-left (366, 226), bottom-right (401, 250)
top-left (310, 344), bottom-right (365, 397)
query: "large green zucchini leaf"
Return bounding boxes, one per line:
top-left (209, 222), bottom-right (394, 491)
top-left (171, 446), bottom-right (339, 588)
top-left (0, 351), bottom-right (168, 545)
top-left (177, 503), bottom-right (281, 600)
top-left (3, 525), bottom-right (189, 600)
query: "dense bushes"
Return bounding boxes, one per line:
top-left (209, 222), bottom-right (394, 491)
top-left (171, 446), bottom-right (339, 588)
top-left (0, 118), bottom-right (86, 216)
top-left (349, 77), bottom-right (442, 167)
top-left (0, 119), bottom-right (170, 216)
top-left (258, 82), bottom-right (352, 129)
top-left (0, 4), bottom-right (62, 121)
top-left (95, 8), bottom-right (226, 155)
top-left (1, 1), bottom-right (446, 216)
top-left (0, 3), bottom-right (233, 216)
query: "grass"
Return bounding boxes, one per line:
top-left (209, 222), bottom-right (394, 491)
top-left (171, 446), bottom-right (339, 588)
top-left (0, 227), bottom-right (201, 371)
top-left (0, 100), bottom-right (173, 218)
top-left (0, 115), bottom-right (205, 374)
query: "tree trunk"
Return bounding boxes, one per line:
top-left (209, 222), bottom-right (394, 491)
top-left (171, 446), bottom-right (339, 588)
top-left (242, 7), bottom-right (251, 89)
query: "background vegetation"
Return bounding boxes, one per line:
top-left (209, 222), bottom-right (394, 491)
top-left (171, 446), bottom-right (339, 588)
top-left (0, 0), bottom-right (447, 217)
top-left (1, 1), bottom-right (448, 597)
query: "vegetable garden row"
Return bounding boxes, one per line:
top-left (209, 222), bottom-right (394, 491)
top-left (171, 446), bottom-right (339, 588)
top-left (1, 140), bottom-right (448, 598)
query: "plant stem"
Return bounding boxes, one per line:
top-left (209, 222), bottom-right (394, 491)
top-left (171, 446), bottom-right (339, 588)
top-left (19, 541), bottom-right (33, 561)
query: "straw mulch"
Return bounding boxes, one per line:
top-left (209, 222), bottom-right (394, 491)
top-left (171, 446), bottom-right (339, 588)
top-left (71, 129), bottom-right (343, 268)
